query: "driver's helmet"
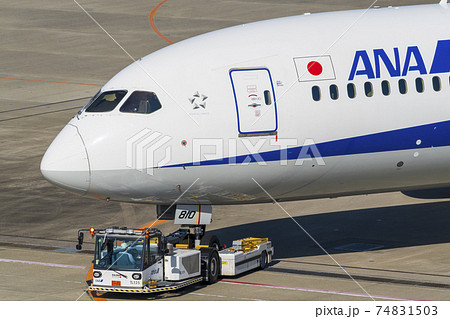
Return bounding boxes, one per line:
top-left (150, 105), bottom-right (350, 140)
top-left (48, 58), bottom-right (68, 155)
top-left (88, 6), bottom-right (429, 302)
top-left (120, 242), bottom-right (130, 250)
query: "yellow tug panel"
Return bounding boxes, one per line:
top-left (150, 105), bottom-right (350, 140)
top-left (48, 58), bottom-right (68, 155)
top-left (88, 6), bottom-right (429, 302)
top-left (234, 237), bottom-right (268, 252)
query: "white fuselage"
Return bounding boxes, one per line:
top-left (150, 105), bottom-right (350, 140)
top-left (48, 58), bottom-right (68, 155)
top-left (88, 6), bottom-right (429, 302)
top-left (41, 4), bottom-right (450, 205)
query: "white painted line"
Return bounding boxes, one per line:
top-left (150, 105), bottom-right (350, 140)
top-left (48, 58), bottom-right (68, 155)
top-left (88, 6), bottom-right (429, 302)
top-left (0, 273), bottom-right (82, 284)
top-left (0, 258), bottom-right (86, 269)
top-left (220, 280), bottom-right (425, 301)
top-left (189, 292), bottom-right (264, 301)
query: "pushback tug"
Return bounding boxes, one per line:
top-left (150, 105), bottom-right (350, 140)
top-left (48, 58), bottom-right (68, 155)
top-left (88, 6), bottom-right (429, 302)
top-left (76, 205), bottom-right (274, 294)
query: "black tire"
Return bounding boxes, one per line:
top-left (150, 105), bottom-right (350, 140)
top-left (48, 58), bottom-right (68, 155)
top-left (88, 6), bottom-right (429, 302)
top-left (200, 234), bottom-right (221, 250)
top-left (200, 248), bottom-right (220, 284)
top-left (259, 251), bottom-right (268, 270)
top-left (208, 249), bottom-right (220, 284)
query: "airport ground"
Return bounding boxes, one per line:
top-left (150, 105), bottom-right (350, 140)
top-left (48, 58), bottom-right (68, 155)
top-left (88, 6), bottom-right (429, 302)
top-left (1, 0), bottom-right (449, 302)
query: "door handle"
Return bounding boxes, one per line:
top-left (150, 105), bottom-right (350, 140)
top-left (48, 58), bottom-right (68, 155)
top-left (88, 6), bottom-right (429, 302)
top-left (264, 90), bottom-right (272, 105)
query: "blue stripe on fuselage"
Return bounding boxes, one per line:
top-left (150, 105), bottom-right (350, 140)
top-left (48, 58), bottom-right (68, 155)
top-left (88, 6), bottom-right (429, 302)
top-left (160, 120), bottom-right (450, 168)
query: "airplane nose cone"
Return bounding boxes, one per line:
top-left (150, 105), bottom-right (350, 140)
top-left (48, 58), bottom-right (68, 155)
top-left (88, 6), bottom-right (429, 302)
top-left (41, 124), bottom-right (90, 194)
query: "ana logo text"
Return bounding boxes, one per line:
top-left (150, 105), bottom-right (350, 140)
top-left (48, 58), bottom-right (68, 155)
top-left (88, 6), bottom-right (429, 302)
top-left (349, 40), bottom-right (450, 80)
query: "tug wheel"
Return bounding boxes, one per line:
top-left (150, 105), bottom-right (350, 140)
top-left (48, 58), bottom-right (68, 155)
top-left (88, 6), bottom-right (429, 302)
top-left (260, 251), bottom-right (268, 269)
top-left (200, 234), bottom-right (221, 250)
top-left (207, 249), bottom-right (219, 284)
top-left (200, 247), bottom-right (220, 284)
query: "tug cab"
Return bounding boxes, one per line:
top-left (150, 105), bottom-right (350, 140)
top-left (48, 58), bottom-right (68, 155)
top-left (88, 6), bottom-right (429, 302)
top-left (76, 205), bottom-right (274, 294)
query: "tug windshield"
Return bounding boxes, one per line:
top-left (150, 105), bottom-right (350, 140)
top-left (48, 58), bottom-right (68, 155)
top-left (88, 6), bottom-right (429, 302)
top-left (94, 236), bottom-right (144, 271)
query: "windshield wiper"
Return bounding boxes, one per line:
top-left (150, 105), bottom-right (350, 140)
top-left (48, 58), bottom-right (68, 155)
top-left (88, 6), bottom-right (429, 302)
top-left (111, 269), bottom-right (128, 279)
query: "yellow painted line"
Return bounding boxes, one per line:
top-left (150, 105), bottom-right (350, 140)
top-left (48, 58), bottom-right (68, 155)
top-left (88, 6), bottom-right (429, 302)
top-left (148, 0), bottom-right (174, 44)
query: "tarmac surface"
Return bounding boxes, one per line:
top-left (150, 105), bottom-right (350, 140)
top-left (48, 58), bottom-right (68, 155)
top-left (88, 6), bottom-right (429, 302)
top-left (1, 0), bottom-right (449, 301)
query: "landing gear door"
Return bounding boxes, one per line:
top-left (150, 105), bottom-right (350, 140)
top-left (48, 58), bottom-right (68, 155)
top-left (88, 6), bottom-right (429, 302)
top-left (174, 204), bottom-right (212, 225)
top-left (230, 68), bottom-right (278, 136)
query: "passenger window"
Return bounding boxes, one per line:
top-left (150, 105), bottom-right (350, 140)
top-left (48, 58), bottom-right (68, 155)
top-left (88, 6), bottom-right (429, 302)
top-left (415, 78), bottom-right (424, 93)
top-left (347, 83), bottom-right (356, 99)
top-left (85, 90), bottom-right (127, 113)
top-left (398, 79), bottom-right (408, 94)
top-left (312, 86), bottom-right (321, 102)
top-left (381, 80), bottom-right (390, 96)
top-left (329, 85), bottom-right (339, 100)
top-left (432, 76), bottom-right (441, 92)
top-left (364, 82), bottom-right (373, 97)
top-left (120, 91), bottom-right (162, 114)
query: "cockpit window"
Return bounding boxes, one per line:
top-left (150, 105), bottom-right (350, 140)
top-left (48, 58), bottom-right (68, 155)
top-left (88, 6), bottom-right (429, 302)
top-left (119, 91), bottom-right (162, 114)
top-left (85, 90), bottom-right (127, 113)
top-left (78, 90), bottom-right (100, 115)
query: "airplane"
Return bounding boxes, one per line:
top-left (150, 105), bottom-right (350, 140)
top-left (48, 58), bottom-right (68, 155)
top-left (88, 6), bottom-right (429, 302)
top-left (41, 2), bottom-right (450, 218)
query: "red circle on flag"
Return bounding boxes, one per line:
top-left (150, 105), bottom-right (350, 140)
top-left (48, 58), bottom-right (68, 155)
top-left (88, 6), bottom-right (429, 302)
top-left (307, 61), bottom-right (323, 76)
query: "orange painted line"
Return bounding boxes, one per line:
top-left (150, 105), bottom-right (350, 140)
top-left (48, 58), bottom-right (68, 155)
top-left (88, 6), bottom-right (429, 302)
top-left (148, 0), bottom-right (174, 44)
top-left (139, 219), bottom-right (169, 230)
top-left (0, 76), bottom-right (102, 87)
top-left (92, 193), bottom-right (105, 200)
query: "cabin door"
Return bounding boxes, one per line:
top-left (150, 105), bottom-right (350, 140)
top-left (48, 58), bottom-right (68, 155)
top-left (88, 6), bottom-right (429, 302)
top-left (229, 68), bottom-right (278, 136)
